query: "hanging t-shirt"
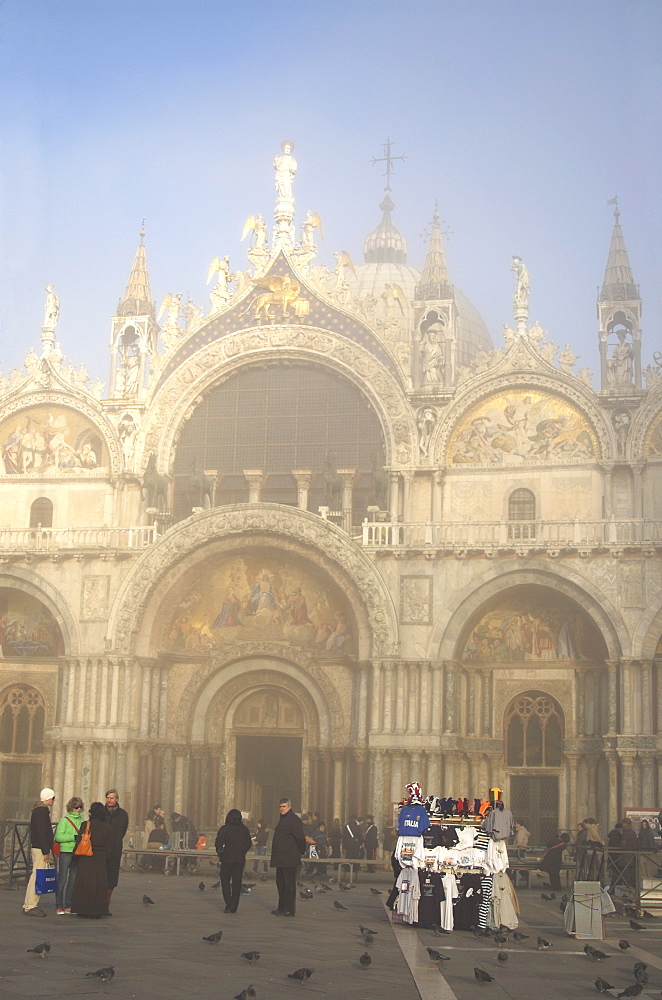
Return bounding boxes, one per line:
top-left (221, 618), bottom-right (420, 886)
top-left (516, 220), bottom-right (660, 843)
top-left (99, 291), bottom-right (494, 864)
top-left (395, 867), bottom-right (421, 924)
top-left (417, 870), bottom-right (446, 928)
top-left (398, 804), bottom-right (430, 836)
top-left (395, 835), bottom-right (426, 869)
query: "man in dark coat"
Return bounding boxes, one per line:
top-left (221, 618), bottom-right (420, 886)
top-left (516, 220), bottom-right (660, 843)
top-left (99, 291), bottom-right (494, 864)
top-left (270, 797), bottom-right (306, 917)
top-left (23, 787), bottom-right (55, 916)
top-left (104, 788), bottom-right (129, 908)
top-left (342, 816), bottom-right (363, 859)
top-left (364, 815), bottom-right (379, 873)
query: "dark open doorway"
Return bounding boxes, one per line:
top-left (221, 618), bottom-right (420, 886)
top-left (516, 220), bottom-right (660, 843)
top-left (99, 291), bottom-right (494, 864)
top-left (234, 735), bottom-right (302, 826)
top-left (509, 774), bottom-right (559, 845)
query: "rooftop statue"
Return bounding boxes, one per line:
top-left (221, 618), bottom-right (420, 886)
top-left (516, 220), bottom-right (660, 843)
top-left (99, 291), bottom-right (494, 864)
top-left (511, 256), bottom-right (530, 305)
top-left (273, 140), bottom-right (297, 200)
top-left (43, 284), bottom-right (60, 331)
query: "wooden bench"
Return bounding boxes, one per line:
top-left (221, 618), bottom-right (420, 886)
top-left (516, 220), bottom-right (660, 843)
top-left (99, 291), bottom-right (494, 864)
top-left (121, 847), bottom-right (218, 876)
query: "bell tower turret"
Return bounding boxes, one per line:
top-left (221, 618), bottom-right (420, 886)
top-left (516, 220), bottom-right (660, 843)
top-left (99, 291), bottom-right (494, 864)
top-left (598, 201), bottom-right (642, 391)
top-left (109, 225), bottom-right (158, 399)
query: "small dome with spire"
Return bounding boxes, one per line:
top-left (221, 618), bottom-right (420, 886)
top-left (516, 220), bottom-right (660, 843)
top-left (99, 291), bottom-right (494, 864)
top-left (363, 188), bottom-right (408, 264)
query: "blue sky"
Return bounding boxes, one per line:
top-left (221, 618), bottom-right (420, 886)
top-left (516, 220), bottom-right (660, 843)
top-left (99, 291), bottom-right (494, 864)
top-left (0, 0), bottom-right (660, 384)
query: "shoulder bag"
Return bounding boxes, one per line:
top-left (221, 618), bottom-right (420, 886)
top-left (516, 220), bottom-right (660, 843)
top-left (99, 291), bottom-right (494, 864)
top-left (75, 820), bottom-right (94, 856)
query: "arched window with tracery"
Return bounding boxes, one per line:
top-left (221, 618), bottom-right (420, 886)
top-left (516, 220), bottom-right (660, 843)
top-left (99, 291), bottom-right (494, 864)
top-left (505, 691), bottom-right (563, 767)
top-left (508, 488), bottom-right (536, 540)
top-left (0, 685), bottom-right (46, 755)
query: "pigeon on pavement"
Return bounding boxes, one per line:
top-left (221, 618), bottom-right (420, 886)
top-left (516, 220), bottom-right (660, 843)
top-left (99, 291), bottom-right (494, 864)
top-left (537, 937), bottom-right (553, 950)
top-left (616, 985), bottom-right (643, 998)
top-left (85, 967), bottom-right (115, 983)
top-left (359, 925), bottom-right (378, 935)
top-left (288, 968), bottom-right (314, 983)
top-left (211, 881), bottom-right (220, 889)
top-left (619, 939), bottom-right (631, 950)
top-left (426, 948), bottom-right (450, 964)
top-left (595, 978), bottom-right (614, 993)
top-left (26, 942), bottom-right (50, 957)
top-left (474, 967), bottom-right (495, 982)
top-left (359, 952), bottom-right (372, 968)
top-left (634, 968), bottom-right (649, 985)
top-left (629, 920), bottom-right (646, 930)
top-left (497, 952), bottom-right (508, 965)
top-left (143, 895), bottom-right (155, 905)
top-left (369, 888), bottom-right (382, 895)
top-left (198, 881), bottom-right (206, 891)
top-left (241, 952), bottom-right (260, 966)
top-left (333, 900), bottom-right (347, 910)
top-left (202, 930), bottom-right (223, 944)
top-left (512, 931), bottom-right (529, 942)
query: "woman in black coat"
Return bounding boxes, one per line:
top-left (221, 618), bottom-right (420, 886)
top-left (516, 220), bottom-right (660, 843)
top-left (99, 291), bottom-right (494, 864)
top-left (215, 809), bottom-right (252, 913)
top-left (71, 802), bottom-right (112, 918)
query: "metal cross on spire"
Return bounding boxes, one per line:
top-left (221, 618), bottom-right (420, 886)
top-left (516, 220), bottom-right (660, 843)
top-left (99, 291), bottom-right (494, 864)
top-left (370, 137), bottom-right (407, 184)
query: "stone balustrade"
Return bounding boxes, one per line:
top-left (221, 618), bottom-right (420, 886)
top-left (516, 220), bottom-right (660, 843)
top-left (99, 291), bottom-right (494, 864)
top-left (0, 525), bottom-right (157, 553)
top-left (360, 518), bottom-right (662, 551)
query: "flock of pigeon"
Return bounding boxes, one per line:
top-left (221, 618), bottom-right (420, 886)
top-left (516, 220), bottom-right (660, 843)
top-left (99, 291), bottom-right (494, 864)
top-left (22, 876), bottom-right (660, 997)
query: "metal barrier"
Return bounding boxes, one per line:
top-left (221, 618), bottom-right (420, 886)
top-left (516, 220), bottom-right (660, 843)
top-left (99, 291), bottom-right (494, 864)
top-left (0, 820), bottom-right (31, 888)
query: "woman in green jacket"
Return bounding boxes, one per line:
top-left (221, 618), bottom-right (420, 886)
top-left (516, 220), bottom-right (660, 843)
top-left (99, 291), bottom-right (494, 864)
top-left (54, 796), bottom-right (84, 913)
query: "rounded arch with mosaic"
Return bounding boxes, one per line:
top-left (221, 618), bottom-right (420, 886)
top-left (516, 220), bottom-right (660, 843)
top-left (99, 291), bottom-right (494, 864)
top-left (0, 572), bottom-right (75, 656)
top-left (0, 393), bottom-right (122, 477)
top-left (141, 326), bottom-right (416, 473)
top-left (434, 376), bottom-right (610, 467)
top-left (108, 505), bottom-right (398, 658)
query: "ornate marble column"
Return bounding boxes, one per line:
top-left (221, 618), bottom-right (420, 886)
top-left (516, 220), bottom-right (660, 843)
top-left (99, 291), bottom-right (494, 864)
top-left (370, 662), bottom-right (382, 734)
top-left (333, 752), bottom-right (344, 823)
top-left (357, 663), bottom-right (369, 741)
top-left (81, 742), bottom-right (93, 805)
top-left (389, 471), bottom-right (400, 520)
top-left (382, 664), bottom-right (393, 733)
top-left (369, 750), bottom-right (385, 827)
top-left (292, 470), bottom-right (312, 511)
top-left (431, 662), bottom-right (442, 734)
top-left (406, 663), bottom-right (419, 733)
top-left (338, 469), bottom-right (356, 533)
top-left (619, 752), bottom-right (636, 812)
top-left (243, 470), bottom-right (264, 503)
top-left (432, 470), bottom-right (444, 523)
top-left (606, 661), bottom-right (619, 733)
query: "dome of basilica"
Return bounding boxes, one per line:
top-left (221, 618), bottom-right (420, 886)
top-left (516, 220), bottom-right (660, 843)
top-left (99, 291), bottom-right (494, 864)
top-left (351, 190), bottom-right (493, 366)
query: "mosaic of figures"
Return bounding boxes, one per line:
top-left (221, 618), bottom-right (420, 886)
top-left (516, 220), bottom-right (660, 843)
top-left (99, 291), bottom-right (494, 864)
top-left (162, 552), bottom-right (353, 655)
top-left (646, 414), bottom-right (662, 457)
top-left (0, 588), bottom-right (64, 657)
top-left (461, 587), bottom-right (606, 662)
top-left (449, 390), bottom-right (597, 465)
top-left (0, 406), bottom-right (107, 475)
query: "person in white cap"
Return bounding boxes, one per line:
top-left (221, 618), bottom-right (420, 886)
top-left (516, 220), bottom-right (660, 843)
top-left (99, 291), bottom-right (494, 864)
top-left (23, 788), bottom-right (56, 916)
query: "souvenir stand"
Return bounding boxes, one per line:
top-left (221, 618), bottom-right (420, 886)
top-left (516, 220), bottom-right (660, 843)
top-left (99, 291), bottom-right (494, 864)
top-left (390, 783), bottom-right (519, 932)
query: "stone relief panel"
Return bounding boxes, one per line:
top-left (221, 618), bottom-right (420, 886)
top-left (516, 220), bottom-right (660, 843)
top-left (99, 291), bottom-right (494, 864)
top-left (0, 588), bottom-right (64, 656)
top-left (161, 550), bottom-right (354, 656)
top-left (460, 585), bottom-right (607, 663)
top-left (400, 576), bottom-right (432, 625)
top-left (449, 480), bottom-right (492, 520)
top-left (0, 404), bottom-right (109, 476)
top-left (620, 562), bottom-right (644, 609)
top-left (447, 390), bottom-right (597, 466)
top-left (80, 576), bottom-right (110, 622)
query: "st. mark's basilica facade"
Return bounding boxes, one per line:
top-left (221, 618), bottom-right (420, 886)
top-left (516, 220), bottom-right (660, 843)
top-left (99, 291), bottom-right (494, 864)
top-left (1, 142), bottom-right (661, 843)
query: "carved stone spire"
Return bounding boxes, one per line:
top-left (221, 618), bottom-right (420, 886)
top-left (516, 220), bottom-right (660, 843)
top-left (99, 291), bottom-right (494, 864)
top-left (600, 202), bottom-right (639, 301)
top-left (117, 224), bottom-right (155, 319)
top-left (273, 140), bottom-right (297, 249)
top-left (415, 205), bottom-right (452, 300)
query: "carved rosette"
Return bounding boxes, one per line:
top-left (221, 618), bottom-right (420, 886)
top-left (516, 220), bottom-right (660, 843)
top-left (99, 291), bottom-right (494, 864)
top-left (139, 325), bottom-right (415, 473)
top-left (107, 504), bottom-right (398, 658)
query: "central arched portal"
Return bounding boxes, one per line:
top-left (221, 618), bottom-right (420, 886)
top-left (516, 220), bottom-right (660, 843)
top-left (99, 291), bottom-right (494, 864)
top-left (199, 658), bottom-right (332, 828)
top-left (233, 688), bottom-right (305, 823)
